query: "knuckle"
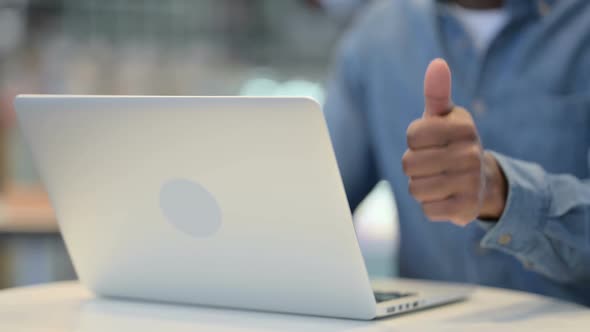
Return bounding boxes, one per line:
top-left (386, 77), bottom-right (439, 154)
top-left (406, 120), bottom-right (421, 148)
top-left (461, 123), bottom-right (478, 141)
top-left (452, 105), bottom-right (467, 114)
top-left (408, 179), bottom-right (420, 198)
top-left (401, 150), bottom-right (413, 174)
top-left (466, 145), bottom-right (482, 168)
top-left (470, 144), bottom-right (482, 157)
top-left (456, 106), bottom-right (474, 121)
top-left (452, 114), bottom-right (477, 141)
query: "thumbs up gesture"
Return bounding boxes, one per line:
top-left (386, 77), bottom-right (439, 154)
top-left (402, 59), bottom-right (507, 225)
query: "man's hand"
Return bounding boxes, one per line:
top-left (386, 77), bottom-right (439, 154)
top-left (402, 59), bottom-right (507, 226)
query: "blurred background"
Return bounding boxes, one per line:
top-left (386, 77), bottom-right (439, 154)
top-left (0, 0), bottom-right (398, 289)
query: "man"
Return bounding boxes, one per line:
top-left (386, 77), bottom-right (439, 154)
top-left (324, 0), bottom-right (590, 305)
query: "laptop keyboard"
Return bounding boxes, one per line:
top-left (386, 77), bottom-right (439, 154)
top-left (374, 291), bottom-right (415, 303)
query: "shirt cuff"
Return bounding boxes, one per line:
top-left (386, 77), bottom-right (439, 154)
top-left (476, 151), bottom-right (550, 259)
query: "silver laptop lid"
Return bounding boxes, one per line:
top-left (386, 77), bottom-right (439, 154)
top-left (15, 95), bottom-right (377, 319)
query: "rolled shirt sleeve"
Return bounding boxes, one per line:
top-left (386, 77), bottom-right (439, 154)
top-left (477, 151), bottom-right (590, 283)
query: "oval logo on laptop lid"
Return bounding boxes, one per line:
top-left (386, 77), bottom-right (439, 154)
top-left (159, 179), bottom-right (222, 237)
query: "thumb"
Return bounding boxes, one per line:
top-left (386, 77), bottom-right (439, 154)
top-left (423, 58), bottom-right (453, 117)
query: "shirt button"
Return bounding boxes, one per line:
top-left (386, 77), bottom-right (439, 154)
top-left (472, 99), bottom-right (486, 115)
top-left (498, 233), bottom-right (512, 246)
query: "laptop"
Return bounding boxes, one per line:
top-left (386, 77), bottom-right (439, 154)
top-left (15, 95), bottom-right (473, 320)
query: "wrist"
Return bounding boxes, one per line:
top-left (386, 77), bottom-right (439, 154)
top-left (479, 151), bottom-right (507, 220)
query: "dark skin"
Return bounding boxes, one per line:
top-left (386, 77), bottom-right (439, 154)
top-left (402, 1), bottom-right (508, 225)
top-left (403, 60), bottom-right (507, 225)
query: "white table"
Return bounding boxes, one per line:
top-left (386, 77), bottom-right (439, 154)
top-left (1, 281), bottom-right (589, 331)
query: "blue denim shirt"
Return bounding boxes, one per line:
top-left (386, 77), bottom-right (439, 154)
top-left (324, 0), bottom-right (590, 305)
